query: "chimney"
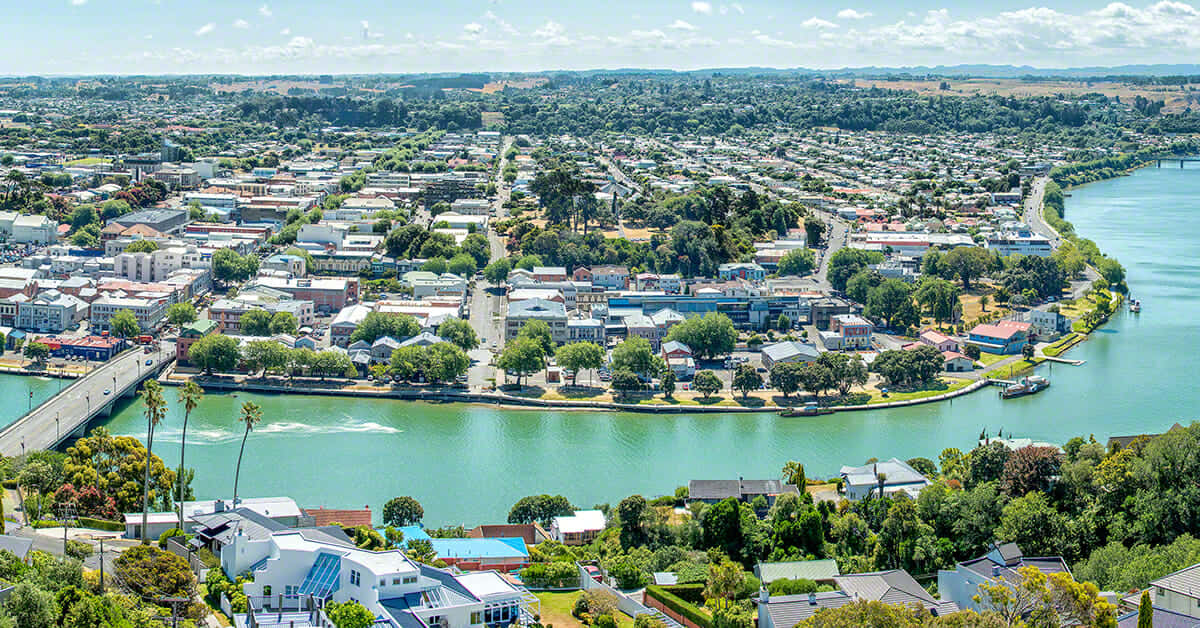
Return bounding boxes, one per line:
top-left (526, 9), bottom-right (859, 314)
top-left (808, 592), bottom-right (817, 606)
top-left (760, 585), bottom-right (770, 603)
top-left (215, 498), bottom-right (225, 513)
top-left (991, 565), bottom-right (1000, 577)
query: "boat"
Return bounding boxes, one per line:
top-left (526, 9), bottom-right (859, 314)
top-left (1129, 299), bottom-right (1141, 313)
top-left (1000, 375), bottom-right (1050, 399)
top-left (780, 402), bottom-right (835, 417)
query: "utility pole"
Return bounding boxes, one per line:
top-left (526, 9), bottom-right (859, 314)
top-left (99, 539), bottom-right (104, 591)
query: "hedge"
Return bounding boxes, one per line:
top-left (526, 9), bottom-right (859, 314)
top-left (660, 584), bottom-right (705, 605)
top-left (79, 517), bottom-right (125, 532)
top-left (645, 585), bottom-right (713, 628)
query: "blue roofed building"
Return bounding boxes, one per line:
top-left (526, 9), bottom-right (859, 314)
top-left (429, 537), bottom-right (530, 572)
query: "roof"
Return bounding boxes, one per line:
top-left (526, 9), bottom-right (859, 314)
top-left (508, 298), bottom-right (566, 319)
top-left (430, 538), bottom-right (528, 560)
top-left (1152, 563), bottom-right (1200, 598)
top-left (552, 510), bottom-right (606, 534)
top-left (688, 480), bottom-right (800, 501)
top-left (761, 341), bottom-right (820, 363)
top-left (468, 524), bottom-right (549, 545)
top-left (192, 508), bottom-right (286, 545)
top-left (1117, 606), bottom-right (1200, 628)
top-left (834, 570), bottom-right (939, 609)
top-left (456, 571), bottom-right (522, 600)
top-left (755, 559), bottom-right (841, 583)
top-left (302, 507), bottom-right (372, 528)
top-left (756, 591), bottom-right (854, 626)
top-left (182, 319), bottom-right (219, 336)
top-left (662, 340), bottom-right (692, 355)
top-left (0, 535), bottom-right (33, 560)
top-left (839, 458), bottom-right (931, 489)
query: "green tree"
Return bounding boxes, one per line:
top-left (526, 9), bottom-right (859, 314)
top-left (108, 309), bottom-right (140, 338)
top-left (139, 380), bottom-right (167, 544)
top-left (517, 319), bottom-right (555, 357)
top-left (232, 402), bottom-right (263, 507)
top-left (610, 369), bottom-right (643, 395)
top-left (617, 494), bottom-right (648, 547)
top-left (555, 342), bottom-right (604, 386)
top-left (817, 352), bottom-right (869, 397)
top-left (123, 239), bottom-right (159, 253)
top-left (995, 492), bottom-right (1067, 558)
top-left (507, 494), bottom-right (574, 526)
top-left (240, 309), bottom-right (272, 336)
top-left (6, 581), bottom-right (58, 628)
top-left (211, 248), bottom-right (257, 284)
top-left (665, 312), bottom-right (737, 359)
top-left (828, 248), bottom-right (884, 292)
top-left (269, 311), bottom-right (299, 336)
top-left (661, 370), bottom-right (676, 399)
top-left (425, 342), bottom-right (469, 383)
top-left (383, 496), bottom-right (425, 526)
top-left (437, 318), bottom-right (480, 351)
top-left (865, 280), bottom-right (914, 329)
top-left (166, 302), bottom-right (197, 326)
top-left (1137, 590), bottom-right (1153, 628)
top-left (498, 338), bottom-right (545, 387)
top-left (704, 559), bottom-right (747, 610)
top-left (693, 370), bottom-right (723, 399)
top-left (176, 380), bottom-right (203, 531)
top-left (350, 312), bottom-right (420, 344)
top-left (732, 363), bottom-right (762, 399)
top-left (188, 334), bottom-right (239, 373)
top-left (797, 362), bottom-right (835, 399)
top-left (803, 216), bottom-right (826, 247)
top-left (483, 257), bottom-right (511, 284)
top-left (611, 336), bottom-right (658, 377)
top-left (777, 248), bottom-right (816, 276)
top-left (940, 246), bottom-right (992, 290)
top-left (325, 600), bottom-right (376, 628)
top-left (447, 253), bottom-right (477, 277)
top-left (22, 342), bottom-right (49, 365)
top-left (782, 460), bottom-right (806, 489)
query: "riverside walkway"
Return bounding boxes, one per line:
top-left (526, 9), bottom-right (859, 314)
top-left (0, 342), bottom-right (172, 455)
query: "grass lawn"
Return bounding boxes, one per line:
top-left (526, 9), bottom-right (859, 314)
top-left (1042, 333), bottom-right (1081, 357)
top-left (865, 378), bottom-right (973, 404)
top-left (535, 592), bottom-right (635, 628)
top-left (982, 358), bottom-right (1044, 379)
top-left (975, 352), bottom-right (1009, 366)
top-left (66, 157), bottom-right (110, 166)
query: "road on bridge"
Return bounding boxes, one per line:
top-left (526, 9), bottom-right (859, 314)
top-left (0, 341), bottom-right (173, 456)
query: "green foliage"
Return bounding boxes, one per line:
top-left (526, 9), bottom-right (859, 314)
top-left (555, 342), bottom-right (604, 386)
top-left (107, 309), bottom-right (140, 338)
top-left (123, 239), bottom-right (159, 253)
top-left (828, 248), bottom-right (885, 292)
top-left (693, 370), bottom-right (723, 398)
top-left (611, 337), bottom-right (658, 376)
top-left (166, 302), bottom-right (198, 326)
top-left (498, 337), bottom-right (545, 386)
top-left (767, 578), bottom-right (818, 595)
top-left (438, 317), bottom-right (480, 351)
top-left (777, 248), bottom-right (816, 276)
top-left (665, 313), bottom-right (737, 359)
top-left (732, 364), bottom-right (762, 398)
top-left (520, 561), bottom-right (580, 588)
top-left (350, 312), bottom-right (420, 344)
top-left (484, 257), bottom-right (512, 284)
top-left (645, 585), bottom-right (714, 628)
top-left (508, 494), bottom-right (574, 526)
top-left (187, 333), bottom-right (240, 373)
top-left (871, 346), bottom-right (944, 389)
top-left (383, 496), bottom-right (425, 526)
top-left (326, 600), bottom-right (376, 628)
top-left (211, 248), bottom-right (258, 284)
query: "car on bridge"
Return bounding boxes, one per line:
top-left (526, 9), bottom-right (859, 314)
top-left (103, 389), bottom-right (111, 395)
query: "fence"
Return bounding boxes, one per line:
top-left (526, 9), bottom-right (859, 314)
top-left (577, 563), bottom-right (683, 628)
top-left (165, 536), bottom-right (211, 581)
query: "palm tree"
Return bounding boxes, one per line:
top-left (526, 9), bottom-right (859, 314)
top-left (176, 380), bottom-right (204, 531)
top-left (139, 380), bottom-right (167, 545)
top-left (232, 401), bottom-right (263, 508)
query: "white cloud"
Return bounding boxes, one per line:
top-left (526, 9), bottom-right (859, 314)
top-left (691, 2), bottom-right (712, 15)
top-left (195, 23), bottom-right (215, 36)
top-left (730, 3), bottom-right (745, 14)
top-left (233, 19), bottom-right (250, 29)
top-left (484, 10), bottom-right (520, 35)
top-left (280, 28), bottom-right (291, 36)
top-left (361, 20), bottom-right (370, 30)
top-left (669, 19), bottom-right (697, 31)
top-left (464, 22), bottom-right (484, 34)
top-left (258, 4), bottom-right (272, 17)
top-left (534, 19), bottom-right (568, 45)
top-left (802, 17), bottom-right (839, 28)
top-left (70, 0), bottom-right (87, 5)
top-left (837, 9), bottom-right (872, 19)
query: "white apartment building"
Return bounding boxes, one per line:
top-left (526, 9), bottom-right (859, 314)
top-left (15, 291), bottom-right (87, 333)
top-left (237, 530), bottom-right (534, 628)
top-left (985, 231), bottom-right (1053, 257)
top-left (0, 212), bottom-right (56, 244)
top-left (114, 245), bottom-right (209, 283)
top-left (89, 296), bottom-right (167, 333)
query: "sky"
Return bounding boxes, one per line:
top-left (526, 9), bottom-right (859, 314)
top-left (9, 0), bottom-right (1200, 75)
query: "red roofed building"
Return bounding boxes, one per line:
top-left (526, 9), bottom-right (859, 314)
top-left (967, 320), bottom-right (1031, 355)
top-left (302, 506), bottom-right (373, 528)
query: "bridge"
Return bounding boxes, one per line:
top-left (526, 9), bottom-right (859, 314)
top-left (1154, 157), bottom-right (1200, 168)
top-left (0, 342), bottom-right (173, 456)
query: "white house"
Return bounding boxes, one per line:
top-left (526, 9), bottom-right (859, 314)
top-left (839, 458), bottom-right (932, 501)
top-left (550, 510), bottom-right (606, 546)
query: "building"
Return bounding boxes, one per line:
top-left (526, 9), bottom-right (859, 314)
top-left (89, 296), bottom-right (167, 333)
top-left (114, 245), bottom-right (208, 283)
top-left (942, 351), bottom-right (974, 372)
top-left (985, 231), bottom-right (1053, 257)
top-left (123, 496), bottom-right (305, 540)
top-left (937, 542), bottom-right (1071, 613)
top-left (176, 319), bottom-right (219, 364)
top-left (1125, 563), bottom-right (1200, 622)
top-left (918, 329), bottom-right (958, 353)
top-left (754, 569), bottom-right (956, 628)
top-left (566, 316), bottom-right (604, 344)
top-left (687, 479), bottom-right (800, 507)
top-left (531, 266), bottom-right (568, 282)
top-left (428, 538), bottom-right (530, 572)
top-left (839, 458), bottom-right (932, 501)
top-left (247, 277), bottom-right (358, 314)
top-left (237, 529), bottom-right (536, 628)
top-left (574, 265), bottom-right (630, 291)
top-left (111, 209), bottom-right (189, 234)
top-left (1016, 309), bottom-right (1072, 341)
top-left (550, 510), bottom-right (606, 545)
top-left (829, 314), bottom-right (873, 350)
top-left (301, 506), bottom-right (373, 528)
top-left (450, 198), bottom-right (491, 215)
top-left (468, 525), bottom-right (550, 546)
top-left (35, 335), bottom-right (125, 361)
top-left (967, 320), bottom-right (1031, 354)
top-left (505, 298), bottom-right (568, 344)
top-left (16, 290), bottom-right (86, 333)
top-left (760, 341), bottom-right (820, 370)
top-left (810, 298), bottom-right (853, 330)
top-left (606, 293), bottom-right (809, 331)
top-left (262, 254), bottom-right (307, 278)
top-left (719, 263), bottom-right (767, 281)
top-left (754, 560), bottom-right (840, 585)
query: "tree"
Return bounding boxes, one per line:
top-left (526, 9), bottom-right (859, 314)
top-left (140, 380), bottom-right (167, 544)
top-left (995, 493), bottom-right (1067, 558)
top-left (188, 334), bottom-right (239, 373)
top-left (611, 336), bottom-right (658, 377)
top-left (797, 362), bottom-right (835, 399)
top-left (732, 363), bottom-right (762, 399)
top-left (770, 363), bottom-right (803, 398)
top-left (846, 271), bottom-right (882, 305)
top-left (498, 338), bottom-right (545, 387)
top-left (6, 582), bottom-right (58, 628)
top-left (704, 559), bottom-right (747, 610)
top-left (447, 253), bottom-right (477, 277)
top-left (1137, 590), bottom-right (1153, 628)
top-left (865, 280), bottom-right (914, 329)
top-left (114, 545), bottom-right (198, 610)
top-left (818, 352), bottom-right (869, 396)
top-left (940, 246), bottom-right (992, 290)
top-left (232, 402), bottom-right (263, 507)
top-left (782, 461), bottom-right (806, 489)
top-left (438, 318), bottom-right (480, 351)
top-left (661, 370), bottom-right (676, 398)
top-left (211, 248), bottom-right (257, 284)
top-left (1021, 342), bottom-right (1035, 360)
top-left (777, 248), bottom-right (816, 276)
top-left (166, 302), bottom-right (197, 326)
top-left (776, 314), bottom-right (792, 332)
top-left (803, 216), bottom-right (826, 247)
top-left (270, 311), bottom-right (299, 336)
top-left (176, 380), bottom-right (203, 531)
top-left (425, 342), bottom-right (469, 383)
top-left (975, 566), bottom-right (1116, 628)
top-left (966, 442), bottom-right (1013, 488)
top-left (383, 496), bottom-right (425, 526)
top-left (617, 494), bottom-right (648, 547)
top-left (22, 342), bottom-right (49, 364)
top-left (124, 239), bottom-right (159, 253)
top-left (828, 248), bottom-right (884, 292)
top-left (238, 309), bottom-right (271, 336)
top-left (517, 319), bottom-right (555, 358)
top-left (350, 312), bottom-right (420, 344)
top-left (694, 370), bottom-right (723, 399)
top-left (461, 232), bottom-right (491, 267)
top-left (508, 494), bottom-right (573, 525)
top-left (555, 342), bottom-right (603, 386)
top-left (109, 309), bottom-right (140, 338)
top-left (664, 312), bottom-right (737, 359)
top-left (871, 346), bottom-right (944, 389)
top-left (701, 498), bottom-right (744, 559)
top-left (483, 257), bottom-right (511, 284)
top-left (324, 600), bottom-right (375, 628)
top-left (610, 369), bottom-right (643, 395)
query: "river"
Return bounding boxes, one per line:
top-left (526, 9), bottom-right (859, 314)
top-left (13, 164), bottom-right (1196, 526)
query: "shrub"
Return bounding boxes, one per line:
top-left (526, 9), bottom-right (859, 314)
top-left (645, 585), bottom-right (714, 628)
top-left (595, 615), bottom-right (618, 628)
top-left (79, 517), bottom-right (125, 532)
top-left (521, 561), bottom-right (580, 588)
top-left (767, 578), bottom-right (818, 596)
top-left (65, 539), bottom-right (93, 560)
top-left (158, 527), bottom-right (186, 549)
top-left (661, 584), bottom-right (705, 605)
top-left (635, 615), bottom-right (668, 628)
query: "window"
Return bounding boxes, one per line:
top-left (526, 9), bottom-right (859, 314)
top-left (350, 570), bottom-right (361, 586)
top-left (471, 612), bottom-right (482, 624)
top-left (285, 585), bottom-right (297, 596)
top-left (263, 586), bottom-right (272, 596)
top-left (403, 576), bottom-right (418, 584)
top-left (393, 578), bottom-right (403, 585)
top-left (380, 579), bottom-right (387, 587)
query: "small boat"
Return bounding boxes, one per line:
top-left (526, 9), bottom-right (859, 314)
top-left (1001, 375), bottom-right (1050, 399)
top-left (1129, 299), bottom-right (1141, 313)
top-left (780, 402), bottom-right (835, 417)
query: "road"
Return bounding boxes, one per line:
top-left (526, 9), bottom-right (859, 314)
top-left (465, 136), bottom-right (516, 391)
top-left (596, 155), bottom-right (641, 239)
top-left (813, 214), bottom-right (850, 291)
top-left (0, 341), bottom-right (173, 456)
top-left (1022, 175), bottom-right (1100, 292)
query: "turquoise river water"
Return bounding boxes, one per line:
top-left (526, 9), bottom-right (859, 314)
top-left (7, 164), bottom-right (1197, 525)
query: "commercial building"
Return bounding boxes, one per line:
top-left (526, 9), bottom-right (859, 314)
top-left (247, 277), bottom-right (358, 314)
top-left (15, 291), bottom-right (86, 333)
top-left (176, 319), bottom-right (219, 364)
top-left (505, 298), bottom-right (568, 344)
top-left (0, 212), bottom-right (56, 244)
top-left (985, 231), bottom-right (1053, 257)
top-left (111, 209), bottom-right (189, 234)
top-left (606, 293), bottom-right (810, 331)
top-left (89, 295), bottom-right (167, 333)
top-left (967, 320), bottom-right (1031, 354)
top-left (829, 314), bottom-right (873, 350)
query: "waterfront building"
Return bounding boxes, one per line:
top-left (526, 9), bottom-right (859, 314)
top-left (550, 510), bottom-right (606, 546)
top-left (176, 318), bottom-right (219, 364)
top-left (505, 298), bottom-right (568, 344)
top-left (686, 480), bottom-right (800, 508)
top-left (760, 341), bottom-right (820, 369)
top-left (839, 458), bottom-right (932, 501)
top-left (967, 320), bottom-right (1031, 354)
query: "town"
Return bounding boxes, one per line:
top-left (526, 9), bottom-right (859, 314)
top-left (0, 51), bottom-right (1195, 628)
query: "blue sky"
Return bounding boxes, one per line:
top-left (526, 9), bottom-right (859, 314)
top-left (9, 1), bottom-right (1200, 75)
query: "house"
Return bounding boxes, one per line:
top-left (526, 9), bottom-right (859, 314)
top-left (574, 265), bottom-right (629, 290)
top-left (829, 314), bottom-right (873, 350)
top-left (967, 320), bottom-right (1030, 354)
top-left (505, 298), bottom-right (567, 344)
top-left (754, 559), bottom-right (840, 585)
top-left (238, 529), bottom-right (536, 628)
top-left (429, 537), bottom-right (530, 572)
top-left (302, 506), bottom-right (373, 528)
top-left (937, 542), bottom-right (1071, 613)
top-left (754, 590), bottom-right (854, 628)
top-left (468, 524), bottom-right (551, 546)
top-left (1115, 606), bottom-right (1200, 627)
top-left (919, 330), bottom-right (958, 353)
top-left (550, 510), bottom-right (606, 545)
top-left (687, 479), bottom-right (800, 507)
top-left (760, 341), bottom-right (820, 370)
top-left (123, 496), bottom-right (305, 540)
top-left (531, 266), bottom-right (568, 282)
top-left (942, 351), bottom-right (974, 372)
top-left (718, 263), bottom-right (766, 281)
top-left (839, 458), bottom-right (932, 501)
top-left (330, 304), bottom-right (372, 347)
top-left (1020, 309), bottom-right (1072, 341)
top-left (754, 569), bottom-right (955, 628)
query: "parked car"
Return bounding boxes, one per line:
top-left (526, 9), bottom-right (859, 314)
top-left (583, 565), bottom-right (602, 583)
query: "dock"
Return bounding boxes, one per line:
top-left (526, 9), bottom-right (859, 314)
top-left (1041, 356), bottom-right (1085, 366)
